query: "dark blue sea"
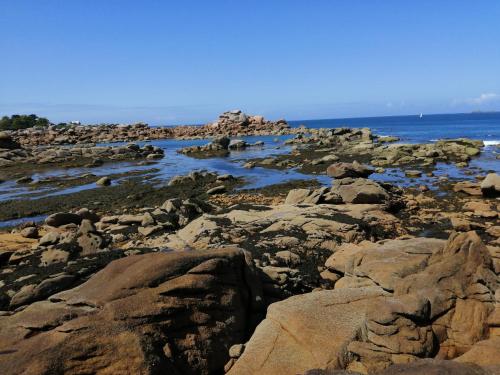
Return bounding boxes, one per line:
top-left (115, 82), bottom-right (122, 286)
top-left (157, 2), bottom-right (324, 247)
top-left (1, 112), bottom-right (499, 226)
top-left (290, 112), bottom-right (500, 145)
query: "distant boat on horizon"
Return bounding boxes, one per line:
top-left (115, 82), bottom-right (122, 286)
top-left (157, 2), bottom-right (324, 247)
top-left (419, 113), bottom-right (423, 118)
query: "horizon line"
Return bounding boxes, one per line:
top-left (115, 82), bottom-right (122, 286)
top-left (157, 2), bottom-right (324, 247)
top-left (2, 109), bottom-right (499, 127)
top-left (286, 110), bottom-right (500, 124)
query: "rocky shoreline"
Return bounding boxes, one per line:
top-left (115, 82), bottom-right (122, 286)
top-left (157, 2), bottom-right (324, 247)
top-left (0, 141), bottom-right (164, 169)
top-left (245, 127), bottom-right (489, 172)
top-left (6, 110), bottom-right (295, 148)
top-left (0, 115), bottom-right (499, 374)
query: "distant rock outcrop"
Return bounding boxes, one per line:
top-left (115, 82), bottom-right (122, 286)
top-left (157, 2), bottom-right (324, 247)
top-left (8, 111), bottom-right (292, 147)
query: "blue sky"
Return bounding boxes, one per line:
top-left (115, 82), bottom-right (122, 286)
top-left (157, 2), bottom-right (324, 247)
top-left (1, 1), bottom-right (499, 124)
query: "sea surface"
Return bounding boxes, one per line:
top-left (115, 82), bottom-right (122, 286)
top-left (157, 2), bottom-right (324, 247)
top-left (289, 112), bottom-right (500, 145)
top-left (0, 112), bottom-right (498, 226)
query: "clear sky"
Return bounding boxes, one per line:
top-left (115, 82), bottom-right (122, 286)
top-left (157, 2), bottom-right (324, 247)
top-left (1, 0), bottom-right (500, 124)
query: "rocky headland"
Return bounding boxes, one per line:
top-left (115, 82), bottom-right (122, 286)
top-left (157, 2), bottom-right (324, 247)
top-left (0, 114), bottom-right (499, 374)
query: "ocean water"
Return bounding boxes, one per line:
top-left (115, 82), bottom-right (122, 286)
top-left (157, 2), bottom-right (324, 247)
top-left (289, 112), bottom-right (500, 145)
top-left (0, 113), bottom-right (498, 226)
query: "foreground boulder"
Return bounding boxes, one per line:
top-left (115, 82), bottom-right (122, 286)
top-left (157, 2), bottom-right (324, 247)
top-left (226, 287), bottom-right (388, 374)
top-left (455, 336), bottom-right (500, 373)
top-left (227, 231), bottom-right (499, 374)
top-left (0, 247), bottom-right (265, 375)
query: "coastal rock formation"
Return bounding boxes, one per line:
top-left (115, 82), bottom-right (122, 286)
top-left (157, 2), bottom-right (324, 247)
top-left (0, 194), bottom-right (218, 310)
top-left (227, 231), bottom-right (499, 374)
top-left (9, 111), bottom-right (292, 147)
top-left (98, 196), bottom-right (216, 243)
top-left (10, 122), bottom-right (166, 147)
top-left (0, 247), bottom-right (266, 375)
top-left (454, 180), bottom-right (483, 196)
top-left (209, 110), bottom-right (289, 136)
top-left (45, 212), bottom-right (83, 227)
top-left (1, 120), bottom-right (498, 375)
top-left (370, 138), bottom-right (484, 167)
top-left (163, 202), bottom-right (403, 299)
top-left (165, 203), bottom-right (402, 252)
top-left (285, 128), bottom-right (484, 169)
top-left (284, 187), bottom-right (342, 205)
top-left (0, 143), bottom-right (164, 168)
top-left (285, 127), bottom-right (373, 148)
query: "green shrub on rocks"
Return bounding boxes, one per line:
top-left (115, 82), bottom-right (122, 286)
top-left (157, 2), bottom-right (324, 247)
top-left (0, 114), bottom-right (50, 130)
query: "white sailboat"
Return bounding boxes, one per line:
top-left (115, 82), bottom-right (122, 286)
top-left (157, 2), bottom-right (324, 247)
top-left (419, 113), bottom-right (423, 119)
